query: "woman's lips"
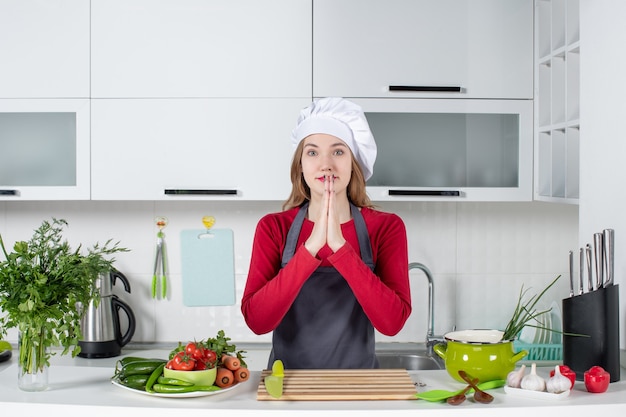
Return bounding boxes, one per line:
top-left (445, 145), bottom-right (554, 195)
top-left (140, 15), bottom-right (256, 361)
top-left (316, 175), bottom-right (337, 182)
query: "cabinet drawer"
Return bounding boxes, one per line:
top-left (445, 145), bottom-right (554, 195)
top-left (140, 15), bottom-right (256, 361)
top-left (313, 0), bottom-right (533, 99)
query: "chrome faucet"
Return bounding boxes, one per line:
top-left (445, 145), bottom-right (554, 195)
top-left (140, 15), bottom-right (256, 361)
top-left (408, 262), bottom-right (445, 357)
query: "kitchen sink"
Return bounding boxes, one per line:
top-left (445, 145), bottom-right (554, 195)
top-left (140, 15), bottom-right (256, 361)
top-left (375, 352), bottom-right (443, 370)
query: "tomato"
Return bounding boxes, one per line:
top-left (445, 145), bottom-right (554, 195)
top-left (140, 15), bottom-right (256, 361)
top-left (185, 342), bottom-right (205, 361)
top-left (584, 366), bottom-right (610, 393)
top-left (204, 349), bottom-right (217, 364)
top-left (194, 360), bottom-right (208, 370)
top-left (172, 351), bottom-right (196, 371)
top-left (549, 365), bottom-right (576, 389)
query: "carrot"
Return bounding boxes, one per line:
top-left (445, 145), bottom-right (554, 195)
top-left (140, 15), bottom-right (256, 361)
top-left (215, 367), bottom-right (234, 388)
top-left (233, 366), bottom-right (249, 383)
top-left (221, 354), bottom-right (240, 371)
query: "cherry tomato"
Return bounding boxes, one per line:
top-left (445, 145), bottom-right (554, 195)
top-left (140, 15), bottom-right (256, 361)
top-left (172, 351), bottom-right (196, 371)
top-left (194, 360), bottom-right (208, 370)
top-left (584, 366), bottom-right (610, 393)
top-left (549, 365), bottom-right (576, 389)
top-left (204, 349), bottom-right (217, 364)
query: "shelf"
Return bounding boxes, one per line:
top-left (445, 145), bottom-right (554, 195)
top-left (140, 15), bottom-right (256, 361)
top-left (534, 0), bottom-right (580, 204)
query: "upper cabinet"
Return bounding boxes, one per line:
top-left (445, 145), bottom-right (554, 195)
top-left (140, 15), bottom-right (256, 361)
top-left (0, 0), bottom-right (89, 98)
top-left (0, 99), bottom-right (91, 200)
top-left (313, 0), bottom-right (533, 99)
top-left (534, 0), bottom-right (580, 204)
top-left (91, 0), bottom-right (312, 98)
top-left (91, 98), bottom-right (307, 201)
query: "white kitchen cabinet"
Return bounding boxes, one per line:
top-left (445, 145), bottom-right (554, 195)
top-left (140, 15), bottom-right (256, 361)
top-left (0, 0), bottom-right (89, 98)
top-left (352, 98), bottom-right (533, 202)
top-left (0, 99), bottom-right (90, 200)
top-left (313, 0), bottom-right (533, 99)
top-left (91, 0), bottom-right (312, 99)
top-left (91, 99), bottom-right (309, 200)
top-left (534, 0), bottom-right (580, 204)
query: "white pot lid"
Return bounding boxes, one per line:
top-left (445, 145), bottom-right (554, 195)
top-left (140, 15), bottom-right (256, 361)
top-left (444, 329), bottom-right (505, 344)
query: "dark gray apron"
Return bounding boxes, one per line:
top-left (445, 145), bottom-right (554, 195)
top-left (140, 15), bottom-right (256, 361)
top-left (268, 202), bottom-right (377, 369)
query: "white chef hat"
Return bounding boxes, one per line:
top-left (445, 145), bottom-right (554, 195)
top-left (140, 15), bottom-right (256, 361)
top-left (291, 97), bottom-right (377, 181)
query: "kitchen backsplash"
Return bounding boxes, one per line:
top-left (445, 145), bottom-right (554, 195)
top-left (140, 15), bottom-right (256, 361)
top-left (0, 200), bottom-right (578, 345)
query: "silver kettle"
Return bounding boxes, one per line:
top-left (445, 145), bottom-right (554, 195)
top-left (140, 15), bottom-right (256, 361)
top-left (78, 269), bottom-right (136, 358)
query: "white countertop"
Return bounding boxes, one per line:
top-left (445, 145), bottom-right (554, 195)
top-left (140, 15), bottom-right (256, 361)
top-left (1, 346), bottom-right (625, 417)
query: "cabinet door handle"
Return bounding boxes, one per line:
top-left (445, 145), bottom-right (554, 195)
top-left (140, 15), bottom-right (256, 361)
top-left (388, 190), bottom-right (461, 197)
top-left (0, 189), bottom-right (19, 196)
top-left (164, 189), bottom-right (238, 196)
top-left (389, 85), bottom-right (462, 93)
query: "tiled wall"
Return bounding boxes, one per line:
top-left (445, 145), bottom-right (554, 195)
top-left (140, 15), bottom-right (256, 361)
top-left (0, 200), bottom-right (578, 345)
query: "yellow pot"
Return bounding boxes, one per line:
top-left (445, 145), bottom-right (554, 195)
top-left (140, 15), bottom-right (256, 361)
top-left (433, 329), bottom-right (528, 383)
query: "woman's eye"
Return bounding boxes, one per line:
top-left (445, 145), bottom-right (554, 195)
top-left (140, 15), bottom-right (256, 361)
top-left (334, 149), bottom-right (344, 156)
top-left (306, 150), bottom-right (317, 156)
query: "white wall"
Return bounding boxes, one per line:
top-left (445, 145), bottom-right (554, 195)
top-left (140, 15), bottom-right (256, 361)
top-left (0, 200), bottom-right (577, 345)
top-left (580, 0), bottom-right (626, 348)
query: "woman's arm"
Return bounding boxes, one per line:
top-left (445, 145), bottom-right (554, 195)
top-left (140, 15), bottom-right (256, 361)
top-left (240, 214), bottom-right (321, 335)
top-left (330, 212), bottom-right (411, 336)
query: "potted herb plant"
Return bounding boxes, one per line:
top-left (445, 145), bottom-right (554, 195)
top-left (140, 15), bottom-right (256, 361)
top-left (0, 218), bottom-right (128, 391)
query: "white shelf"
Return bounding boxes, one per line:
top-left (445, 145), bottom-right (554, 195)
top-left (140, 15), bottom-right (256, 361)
top-left (534, 0), bottom-right (580, 204)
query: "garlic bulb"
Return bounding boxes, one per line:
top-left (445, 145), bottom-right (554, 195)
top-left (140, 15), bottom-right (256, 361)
top-left (521, 363), bottom-right (546, 392)
top-left (546, 365), bottom-right (571, 393)
top-left (506, 364), bottom-right (526, 388)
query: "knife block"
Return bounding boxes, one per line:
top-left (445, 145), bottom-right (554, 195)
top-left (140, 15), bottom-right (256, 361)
top-left (562, 284), bottom-right (620, 382)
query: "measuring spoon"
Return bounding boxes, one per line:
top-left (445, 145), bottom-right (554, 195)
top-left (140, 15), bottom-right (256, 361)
top-left (415, 379), bottom-right (505, 402)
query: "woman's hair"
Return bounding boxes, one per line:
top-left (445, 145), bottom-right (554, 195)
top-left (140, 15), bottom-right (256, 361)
top-left (282, 140), bottom-right (374, 211)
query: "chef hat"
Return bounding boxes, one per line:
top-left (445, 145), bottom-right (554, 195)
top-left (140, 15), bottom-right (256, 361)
top-left (291, 97), bottom-right (377, 181)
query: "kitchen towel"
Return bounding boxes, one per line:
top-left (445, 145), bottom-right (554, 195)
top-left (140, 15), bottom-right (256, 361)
top-left (180, 228), bottom-right (235, 306)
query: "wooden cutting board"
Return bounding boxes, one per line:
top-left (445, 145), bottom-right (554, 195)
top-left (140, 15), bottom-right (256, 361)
top-left (256, 369), bottom-right (417, 401)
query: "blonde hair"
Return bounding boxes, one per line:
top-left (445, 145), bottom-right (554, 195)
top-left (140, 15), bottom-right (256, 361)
top-left (282, 140), bottom-right (374, 211)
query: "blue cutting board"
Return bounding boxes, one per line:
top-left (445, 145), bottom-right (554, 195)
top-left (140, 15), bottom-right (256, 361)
top-left (180, 228), bottom-right (235, 306)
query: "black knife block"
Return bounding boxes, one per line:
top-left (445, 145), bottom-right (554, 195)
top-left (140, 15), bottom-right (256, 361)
top-left (562, 284), bottom-right (620, 382)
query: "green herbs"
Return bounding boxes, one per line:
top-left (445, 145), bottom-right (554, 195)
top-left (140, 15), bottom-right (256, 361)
top-left (501, 275), bottom-right (561, 341)
top-left (0, 218), bottom-right (128, 372)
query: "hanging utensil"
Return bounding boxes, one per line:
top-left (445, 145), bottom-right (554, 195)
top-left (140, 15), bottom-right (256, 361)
top-left (593, 233), bottom-right (604, 291)
top-left (152, 216), bottom-right (168, 299)
top-left (603, 229), bottom-right (614, 287)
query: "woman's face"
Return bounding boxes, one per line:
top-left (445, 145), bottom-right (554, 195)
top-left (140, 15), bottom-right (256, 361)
top-left (300, 134), bottom-right (353, 198)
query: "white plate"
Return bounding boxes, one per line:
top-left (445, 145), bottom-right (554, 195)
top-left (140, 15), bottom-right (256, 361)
top-left (504, 385), bottom-right (570, 400)
top-left (111, 378), bottom-right (244, 398)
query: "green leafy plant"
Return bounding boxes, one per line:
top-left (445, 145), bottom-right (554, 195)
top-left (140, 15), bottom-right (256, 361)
top-left (501, 275), bottom-right (561, 341)
top-left (0, 218), bottom-right (128, 376)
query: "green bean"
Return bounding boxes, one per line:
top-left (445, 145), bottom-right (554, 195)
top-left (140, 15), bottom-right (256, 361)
top-left (157, 376), bottom-right (193, 386)
top-left (145, 363), bottom-right (166, 393)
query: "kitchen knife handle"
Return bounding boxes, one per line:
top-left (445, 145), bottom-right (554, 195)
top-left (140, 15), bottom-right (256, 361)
top-left (164, 189), bottom-right (238, 196)
top-left (568, 250), bottom-right (574, 297)
top-left (603, 229), bottom-right (614, 287)
top-left (388, 190), bottom-right (461, 196)
top-left (0, 189), bottom-right (19, 196)
top-left (586, 244), bottom-right (593, 292)
top-left (578, 248), bottom-right (585, 295)
top-left (593, 233), bottom-right (604, 291)
top-left (389, 85), bottom-right (462, 93)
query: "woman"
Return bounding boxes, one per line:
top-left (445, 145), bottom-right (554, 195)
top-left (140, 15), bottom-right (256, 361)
top-left (241, 97), bottom-right (411, 369)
